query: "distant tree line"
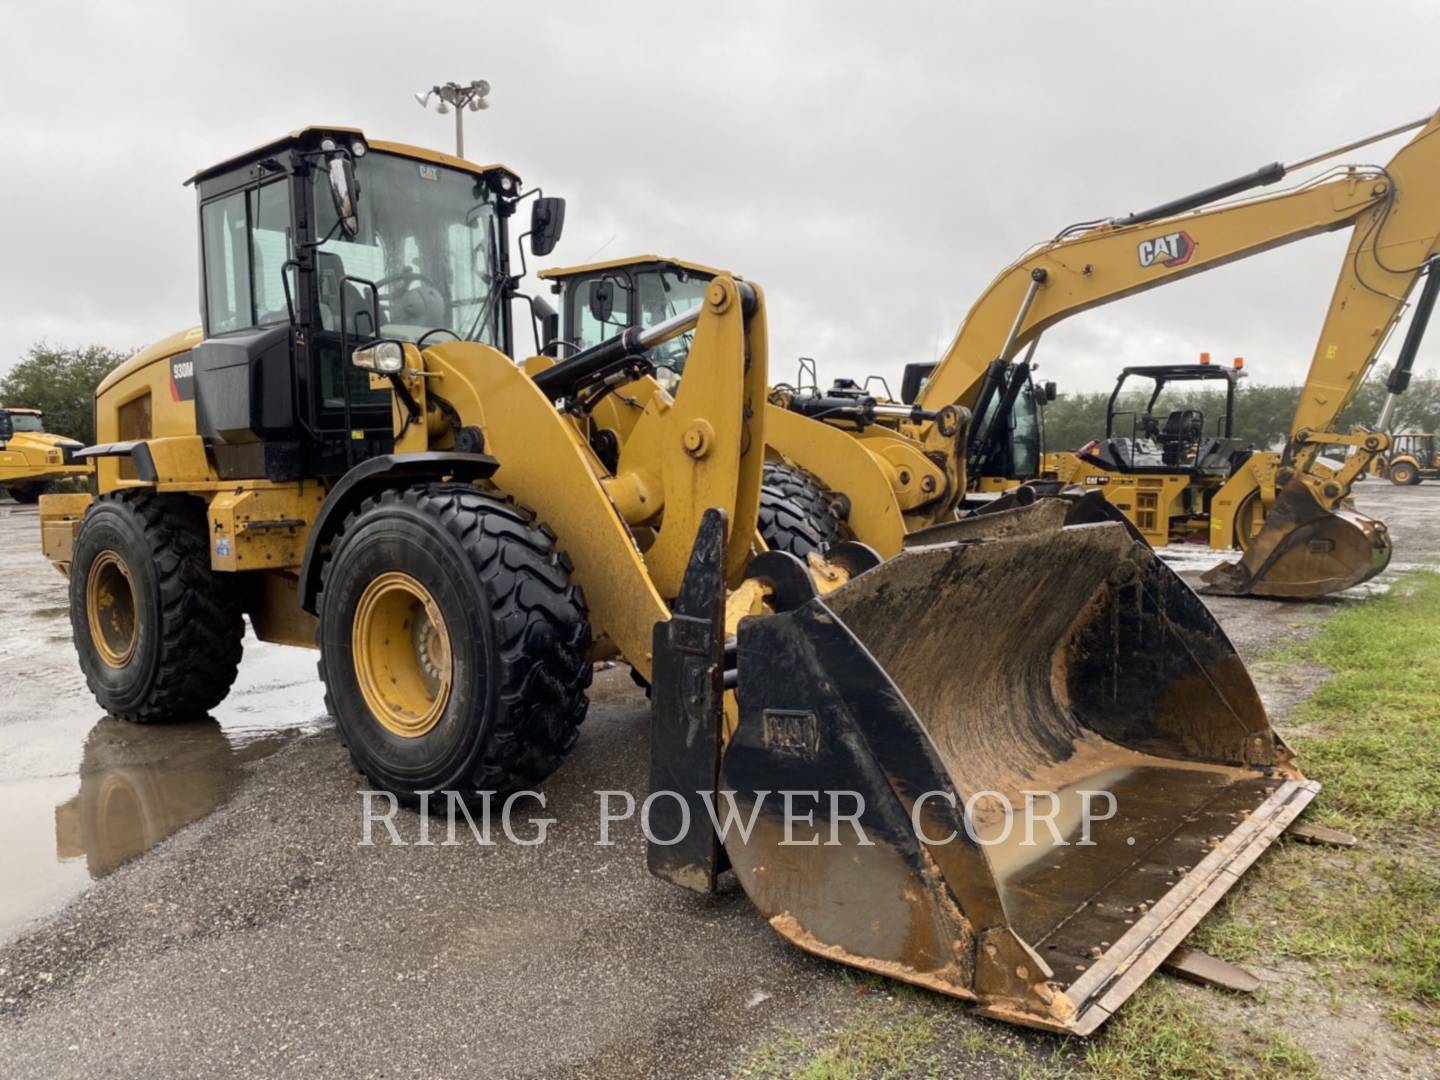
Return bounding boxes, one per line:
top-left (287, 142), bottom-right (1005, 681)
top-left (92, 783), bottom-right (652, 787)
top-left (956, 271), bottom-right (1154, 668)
top-left (1039, 367), bottom-right (1440, 453)
top-left (0, 343), bottom-right (131, 445)
top-left (3, 342), bottom-right (1438, 459)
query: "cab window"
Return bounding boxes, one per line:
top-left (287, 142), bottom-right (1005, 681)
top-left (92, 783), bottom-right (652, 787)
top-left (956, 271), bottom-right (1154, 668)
top-left (637, 268), bottom-right (708, 372)
top-left (572, 274), bottom-right (632, 351)
top-left (201, 182), bottom-right (293, 335)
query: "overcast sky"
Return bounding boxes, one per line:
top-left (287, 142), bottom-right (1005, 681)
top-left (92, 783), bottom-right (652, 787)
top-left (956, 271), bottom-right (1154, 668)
top-left (3, 0), bottom-right (1438, 396)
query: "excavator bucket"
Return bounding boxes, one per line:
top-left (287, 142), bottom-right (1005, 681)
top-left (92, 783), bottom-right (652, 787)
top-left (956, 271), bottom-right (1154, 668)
top-left (1202, 478), bottom-right (1392, 598)
top-left (652, 505), bottom-right (1317, 1035)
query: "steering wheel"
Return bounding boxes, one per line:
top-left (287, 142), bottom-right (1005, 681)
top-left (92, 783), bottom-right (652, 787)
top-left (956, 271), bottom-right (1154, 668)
top-left (417, 327), bottom-right (462, 348)
top-left (375, 269), bottom-right (444, 297)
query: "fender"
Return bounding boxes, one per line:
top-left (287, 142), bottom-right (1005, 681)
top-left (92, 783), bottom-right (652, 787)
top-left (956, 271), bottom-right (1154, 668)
top-left (296, 451), bottom-right (499, 614)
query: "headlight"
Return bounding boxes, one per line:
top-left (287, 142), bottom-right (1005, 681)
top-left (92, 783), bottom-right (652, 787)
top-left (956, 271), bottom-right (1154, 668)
top-left (352, 341), bottom-right (405, 374)
top-left (350, 139), bottom-right (367, 158)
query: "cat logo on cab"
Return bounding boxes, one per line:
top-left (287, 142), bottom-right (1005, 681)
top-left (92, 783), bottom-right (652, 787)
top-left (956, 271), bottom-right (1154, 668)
top-left (1137, 230), bottom-right (1195, 268)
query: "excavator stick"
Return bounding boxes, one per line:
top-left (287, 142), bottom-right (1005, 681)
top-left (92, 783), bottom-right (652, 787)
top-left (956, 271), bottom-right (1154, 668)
top-left (653, 505), bottom-right (1317, 1034)
top-left (1201, 479), bottom-right (1392, 598)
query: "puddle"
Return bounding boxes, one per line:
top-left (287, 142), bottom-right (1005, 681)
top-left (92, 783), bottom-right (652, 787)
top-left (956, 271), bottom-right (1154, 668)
top-left (0, 502), bottom-right (331, 942)
top-left (51, 719), bottom-right (294, 879)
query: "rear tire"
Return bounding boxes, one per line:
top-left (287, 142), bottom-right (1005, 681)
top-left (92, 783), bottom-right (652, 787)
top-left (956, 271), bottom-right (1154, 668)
top-left (758, 462), bottom-right (852, 559)
top-left (70, 492), bottom-right (244, 722)
top-left (316, 484), bottom-right (591, 802)
top-left (1389, 461), bottom-right (1419, 486)
top-left (9, 482), bottom-right (52, 504)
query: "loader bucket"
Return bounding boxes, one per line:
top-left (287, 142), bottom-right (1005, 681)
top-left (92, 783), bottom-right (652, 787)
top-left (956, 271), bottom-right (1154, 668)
top-left (718, 512), bottom-right (1317, 1034)
top-left (1201, 478), bottom-right (1391, 598)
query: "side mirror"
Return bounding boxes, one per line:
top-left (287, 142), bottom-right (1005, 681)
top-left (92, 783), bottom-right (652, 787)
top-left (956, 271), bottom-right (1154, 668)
top-left (530, 295), bottom-right (561, 354)
top-left (328, 156), bottom-right (360, 237)
top-left (1044, 380), bottom-right (1058, 402)
top-left (588, 279), bottom-right (615, 323)
top-left (530, 196), bottom-right (566, 257)
top-left (900, 361), bottom-right (937, 405)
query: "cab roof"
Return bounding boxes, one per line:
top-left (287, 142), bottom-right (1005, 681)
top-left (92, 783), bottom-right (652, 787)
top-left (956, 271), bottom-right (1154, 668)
top-left (188, 126), bottom-right (517, 186)
top-left (1118, 363), bottom-right (1243, 383)
top-left (538, 254), bottom-right (728, 281)
top-left (2, 407), bottom-right (41, 415)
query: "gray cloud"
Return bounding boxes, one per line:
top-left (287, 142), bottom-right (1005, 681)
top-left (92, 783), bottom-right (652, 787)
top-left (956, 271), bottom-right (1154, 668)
top-left (2, 0), bottom-right (1438, 398)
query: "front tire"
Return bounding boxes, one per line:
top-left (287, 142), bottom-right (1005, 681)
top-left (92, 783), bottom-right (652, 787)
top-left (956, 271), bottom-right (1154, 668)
top-left (1389, 460), bottom-right (1419, 486)
top-left (70, 492), bottom-right (244, 722)
top-left (316, 484), bottom-right (591, 802)
top-left (758, 462), bottom-right (852, 559)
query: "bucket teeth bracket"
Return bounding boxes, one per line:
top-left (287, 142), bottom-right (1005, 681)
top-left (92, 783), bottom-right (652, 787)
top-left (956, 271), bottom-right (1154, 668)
top-left (648, 508), bottom-right (729, 893)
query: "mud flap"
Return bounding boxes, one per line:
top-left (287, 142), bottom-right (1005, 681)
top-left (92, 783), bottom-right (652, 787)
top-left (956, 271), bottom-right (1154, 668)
top-left (708, 511), bottom-right (1315, 1034)
top-left (1201, 478), bottom-right (1391, 598)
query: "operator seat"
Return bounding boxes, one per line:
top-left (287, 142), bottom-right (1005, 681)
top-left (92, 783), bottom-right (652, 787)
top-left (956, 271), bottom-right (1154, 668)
top-left (1160, 409), bottom-right (1204, 466)
top-left (316, 251), bottom-right (379, 338)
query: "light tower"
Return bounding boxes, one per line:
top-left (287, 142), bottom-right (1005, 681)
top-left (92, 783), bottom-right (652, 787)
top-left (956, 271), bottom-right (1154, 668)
top-left (413, 79), bottom-right (491, 158)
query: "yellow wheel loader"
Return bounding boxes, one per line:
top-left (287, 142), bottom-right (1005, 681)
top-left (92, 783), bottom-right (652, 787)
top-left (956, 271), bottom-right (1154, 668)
top-left (0, 407), bottom-right (89, 502)
top-left (43, 127), bottom-right (1318, 1035)
top-left (537, 255), bottom-right (1043, 558)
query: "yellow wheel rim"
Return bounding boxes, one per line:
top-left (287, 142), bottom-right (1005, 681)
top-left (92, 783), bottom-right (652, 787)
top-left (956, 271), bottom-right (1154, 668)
top-left (1234, 492), bottom-right (1266, 552)
top-left (86, 551), bottom-right (138, 668)
top-left (352, 572), bottom-right (453, 738)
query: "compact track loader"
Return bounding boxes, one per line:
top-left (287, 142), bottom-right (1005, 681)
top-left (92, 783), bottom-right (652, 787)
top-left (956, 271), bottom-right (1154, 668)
top-left (44, 128), bottom-right (1316, 1034)
top-left (0, 407), bottom-right (88, 502)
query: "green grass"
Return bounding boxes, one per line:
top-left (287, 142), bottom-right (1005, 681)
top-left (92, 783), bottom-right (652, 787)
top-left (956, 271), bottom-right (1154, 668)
top-left (1192, 571), bottom-right (1440, 1019)
top-left (1083, 983), bottom-right (1319, 1080)
top-left (1280, 572), bottom-right (1440, 833)
top-left (734, 993), bottom-right (943, 1080)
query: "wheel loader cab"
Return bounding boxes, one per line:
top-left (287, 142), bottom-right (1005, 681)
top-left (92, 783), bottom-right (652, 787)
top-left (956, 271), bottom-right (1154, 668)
top-left (540, 257), bottom-right (717, 382)
top-left (1082, 363), bottom-right (1246, 476)
top-left (187, 128), bottom-right (521, 479)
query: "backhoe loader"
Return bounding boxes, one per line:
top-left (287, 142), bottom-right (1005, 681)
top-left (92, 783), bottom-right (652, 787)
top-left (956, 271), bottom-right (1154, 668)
top-left (0, 407), bottom-right (89, 502)
top-left (1368, 431), bottom-right (1439, 485)
top-left (761, 110), bottom-right (1440, 598)
top-left (42, 127), bottom-right (1317, 1035)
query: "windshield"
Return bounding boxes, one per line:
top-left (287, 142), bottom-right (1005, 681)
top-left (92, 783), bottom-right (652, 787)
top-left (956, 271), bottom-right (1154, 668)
top-left (7, 413), bottom-right (43, 433)
top-left (314, 152), bottom-right (502, 346)
top-left (569, 266), bottom-right (710, 372)
top-left (636, 268), bottom-right (709, 372)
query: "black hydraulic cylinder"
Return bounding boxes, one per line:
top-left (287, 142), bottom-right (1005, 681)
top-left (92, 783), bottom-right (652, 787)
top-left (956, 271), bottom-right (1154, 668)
top-left (531, 326), bottom-right (649, 402)
top-left (1116, 162), bottom-right (1286, 227)
top-left (1388, 260), bottom-right (1440, 395)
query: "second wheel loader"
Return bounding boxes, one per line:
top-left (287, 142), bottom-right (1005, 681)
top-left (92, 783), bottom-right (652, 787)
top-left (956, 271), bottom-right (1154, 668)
top-left (43, 126), bottom-right (1316, 1035)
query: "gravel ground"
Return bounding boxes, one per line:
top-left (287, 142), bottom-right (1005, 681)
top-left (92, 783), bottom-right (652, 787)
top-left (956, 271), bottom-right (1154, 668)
top-left (0, 482), bottom-right (1436, 1078)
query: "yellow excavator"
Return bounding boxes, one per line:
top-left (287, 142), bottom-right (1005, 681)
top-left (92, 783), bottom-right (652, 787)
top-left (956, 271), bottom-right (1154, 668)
top-left (757, 110), bottom-right (1440, 598)
top-left (42, 126), bottom-right (1318, 1035)
top-left (0, 407), bottom-right (89, 502)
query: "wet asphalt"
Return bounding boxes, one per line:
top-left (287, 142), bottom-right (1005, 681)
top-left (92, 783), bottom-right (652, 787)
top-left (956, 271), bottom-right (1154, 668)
top-left (0, 481), bottom-right (1436, 1078)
